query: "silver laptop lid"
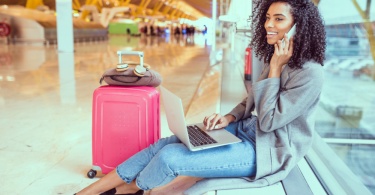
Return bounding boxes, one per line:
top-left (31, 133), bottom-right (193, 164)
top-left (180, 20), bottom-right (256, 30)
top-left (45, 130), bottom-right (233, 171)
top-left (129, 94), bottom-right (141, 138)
top-left (160, 86), bottom-right (191, 147)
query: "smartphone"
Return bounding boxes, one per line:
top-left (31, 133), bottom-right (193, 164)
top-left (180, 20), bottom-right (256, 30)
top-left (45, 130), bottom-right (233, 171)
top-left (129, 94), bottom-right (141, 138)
top-left (282, 24), bottom-right (296, 48)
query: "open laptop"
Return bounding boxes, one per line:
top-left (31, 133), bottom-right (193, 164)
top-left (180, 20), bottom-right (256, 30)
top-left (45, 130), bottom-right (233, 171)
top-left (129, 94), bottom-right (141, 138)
top-left (160, 86), bottom-right (242, 151)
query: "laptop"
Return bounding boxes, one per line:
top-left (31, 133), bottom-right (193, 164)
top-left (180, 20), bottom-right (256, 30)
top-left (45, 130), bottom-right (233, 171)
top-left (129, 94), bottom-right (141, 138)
top-left (160, 86), bottom-right (242, 151)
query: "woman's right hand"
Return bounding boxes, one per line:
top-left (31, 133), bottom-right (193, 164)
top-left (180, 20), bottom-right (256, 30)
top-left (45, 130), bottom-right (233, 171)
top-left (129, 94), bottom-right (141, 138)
top-left (203, 114), bottom-right (235, 131)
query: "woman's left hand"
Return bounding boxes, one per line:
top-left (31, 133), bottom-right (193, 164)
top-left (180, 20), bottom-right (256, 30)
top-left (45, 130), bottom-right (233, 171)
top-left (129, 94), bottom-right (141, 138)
top-left (269, 34), bottom-right (294, 77)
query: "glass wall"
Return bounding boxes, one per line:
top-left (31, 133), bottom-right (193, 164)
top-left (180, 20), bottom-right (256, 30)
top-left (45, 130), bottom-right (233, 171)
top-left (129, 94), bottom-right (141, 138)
top-left (316, 0), bottom-right (375, 193)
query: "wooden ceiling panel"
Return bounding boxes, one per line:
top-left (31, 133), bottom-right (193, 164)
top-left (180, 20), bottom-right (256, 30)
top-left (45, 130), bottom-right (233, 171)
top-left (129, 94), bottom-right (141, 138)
top-left (183, 0), bottom-right (212, 17)
top-left (0, 0), bottom-right (224, 19)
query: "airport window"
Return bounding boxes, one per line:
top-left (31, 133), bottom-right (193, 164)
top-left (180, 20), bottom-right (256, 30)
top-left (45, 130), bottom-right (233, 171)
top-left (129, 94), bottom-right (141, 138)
top-left (315, 0), bottom-right (375, 193)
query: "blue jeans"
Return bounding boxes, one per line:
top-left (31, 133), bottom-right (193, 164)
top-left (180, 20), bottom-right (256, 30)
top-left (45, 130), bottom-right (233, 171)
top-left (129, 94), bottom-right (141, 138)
top-left (116, 117), bottom-right (257, 190)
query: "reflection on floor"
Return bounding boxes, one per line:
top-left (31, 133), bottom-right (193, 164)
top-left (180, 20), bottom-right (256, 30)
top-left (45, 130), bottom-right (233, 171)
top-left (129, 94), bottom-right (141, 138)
top-left (0, 34), bottom-right (242, 194)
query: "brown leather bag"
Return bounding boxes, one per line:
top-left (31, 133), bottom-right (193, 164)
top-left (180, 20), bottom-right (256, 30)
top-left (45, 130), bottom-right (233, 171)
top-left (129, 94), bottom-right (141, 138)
top-left (100, 51), bottom-right (162, 87)
top-left (99, 62), bottom-right (162, 87)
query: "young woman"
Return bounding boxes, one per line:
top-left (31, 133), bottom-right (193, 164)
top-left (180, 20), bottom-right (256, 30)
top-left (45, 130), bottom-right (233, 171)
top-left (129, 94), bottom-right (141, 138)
top-left (76, 0), bottom-right (326, 194)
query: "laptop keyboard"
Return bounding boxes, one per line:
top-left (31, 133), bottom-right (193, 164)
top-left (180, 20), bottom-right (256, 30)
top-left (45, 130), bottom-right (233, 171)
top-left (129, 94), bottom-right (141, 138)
top-left (187, 125), bottom-right (218, 146)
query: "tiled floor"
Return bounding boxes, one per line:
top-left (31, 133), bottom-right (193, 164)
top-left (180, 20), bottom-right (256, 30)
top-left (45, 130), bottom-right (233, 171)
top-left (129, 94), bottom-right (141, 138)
top-left (0, 34), bottom-right (247, 194)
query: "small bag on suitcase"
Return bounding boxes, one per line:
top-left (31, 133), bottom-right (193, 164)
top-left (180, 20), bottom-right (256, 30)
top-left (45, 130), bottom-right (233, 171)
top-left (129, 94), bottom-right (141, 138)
top-left (87, 85), bottom-right (160, 178)
top-left (99, 51), bottom-right (162, 87)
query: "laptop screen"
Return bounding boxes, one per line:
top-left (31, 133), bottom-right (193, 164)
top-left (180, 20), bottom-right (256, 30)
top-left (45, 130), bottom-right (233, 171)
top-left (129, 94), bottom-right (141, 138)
top-left (160, 86), bottom-right (191, 143)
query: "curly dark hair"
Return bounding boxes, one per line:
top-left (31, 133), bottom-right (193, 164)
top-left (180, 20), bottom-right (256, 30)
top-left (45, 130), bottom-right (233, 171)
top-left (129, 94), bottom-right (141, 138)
top-left (250, 0), bottom-right (326, 69)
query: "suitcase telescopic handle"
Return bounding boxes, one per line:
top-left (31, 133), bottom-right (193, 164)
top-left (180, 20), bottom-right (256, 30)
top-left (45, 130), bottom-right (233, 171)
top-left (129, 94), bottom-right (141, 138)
top-left (117, 51), bottom-right (144, 67)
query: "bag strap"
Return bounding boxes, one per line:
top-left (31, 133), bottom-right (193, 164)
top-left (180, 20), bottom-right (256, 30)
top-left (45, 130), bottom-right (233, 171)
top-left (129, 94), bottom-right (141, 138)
top-left (99, 75), bottom-right (149, 85)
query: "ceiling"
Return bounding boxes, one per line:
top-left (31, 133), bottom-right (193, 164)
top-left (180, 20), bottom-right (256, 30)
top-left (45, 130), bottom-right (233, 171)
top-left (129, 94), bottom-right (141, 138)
top-left (113, 0), bottom-right (228, 19)
top-left (178, 0), bottom-right (223, 18)
top-left (0, 0), bottom-right (324, 20)
top-left (1, 0), bottom-right (228, 20)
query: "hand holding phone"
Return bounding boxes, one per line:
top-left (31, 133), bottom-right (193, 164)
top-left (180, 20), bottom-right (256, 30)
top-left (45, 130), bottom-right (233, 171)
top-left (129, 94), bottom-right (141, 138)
top-left (282, 24), bottom-right (296, 48)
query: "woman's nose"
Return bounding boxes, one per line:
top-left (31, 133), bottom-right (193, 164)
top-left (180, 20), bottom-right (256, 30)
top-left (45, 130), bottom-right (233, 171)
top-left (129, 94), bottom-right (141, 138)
top-left (265, 20), bottom-right (274, 28)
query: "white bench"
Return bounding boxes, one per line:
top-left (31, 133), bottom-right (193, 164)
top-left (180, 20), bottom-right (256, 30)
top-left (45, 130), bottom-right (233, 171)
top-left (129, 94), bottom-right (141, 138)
top-left (197, 132), bottom-right (372, 195)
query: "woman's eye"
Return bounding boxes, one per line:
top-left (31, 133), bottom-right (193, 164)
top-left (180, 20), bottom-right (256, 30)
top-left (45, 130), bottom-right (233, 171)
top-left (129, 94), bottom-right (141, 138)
top-left (276, 18), bottom-right (283, 21)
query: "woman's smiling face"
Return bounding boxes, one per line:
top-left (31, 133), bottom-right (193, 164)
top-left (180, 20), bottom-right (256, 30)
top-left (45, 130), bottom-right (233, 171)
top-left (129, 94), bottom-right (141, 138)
top-left (264, 2), bottom-right (295, 45)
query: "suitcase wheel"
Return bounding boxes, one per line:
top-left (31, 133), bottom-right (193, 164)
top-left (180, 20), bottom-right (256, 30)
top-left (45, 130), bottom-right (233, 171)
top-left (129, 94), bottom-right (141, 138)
top-left (87, 169), bottom-right (97, 179)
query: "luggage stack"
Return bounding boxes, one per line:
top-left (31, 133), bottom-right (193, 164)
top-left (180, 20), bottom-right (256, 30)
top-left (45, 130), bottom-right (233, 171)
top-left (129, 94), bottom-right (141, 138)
top-left (87, 50), bottom-right (161, 178)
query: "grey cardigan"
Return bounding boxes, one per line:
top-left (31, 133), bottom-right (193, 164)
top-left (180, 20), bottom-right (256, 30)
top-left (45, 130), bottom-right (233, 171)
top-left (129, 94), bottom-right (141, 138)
top-left (186, 61), bottom-right (324, 194)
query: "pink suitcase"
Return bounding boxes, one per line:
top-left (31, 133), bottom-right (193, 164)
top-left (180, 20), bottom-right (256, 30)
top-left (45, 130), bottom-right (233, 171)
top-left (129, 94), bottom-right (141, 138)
top-left (87, 85), bottom-right (160, 178)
